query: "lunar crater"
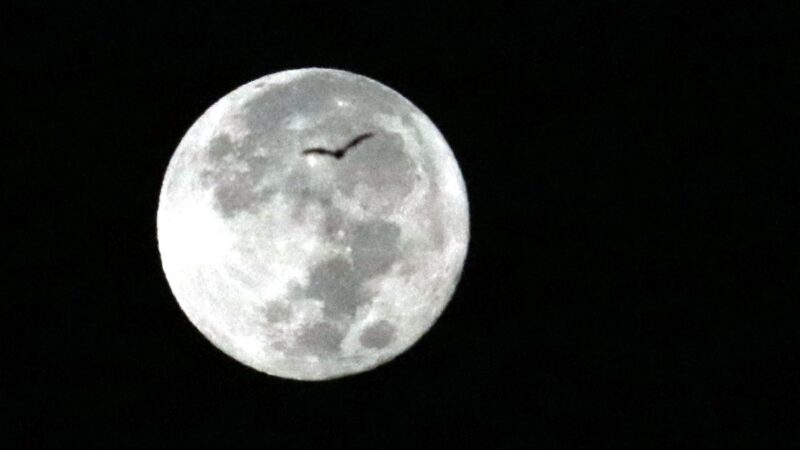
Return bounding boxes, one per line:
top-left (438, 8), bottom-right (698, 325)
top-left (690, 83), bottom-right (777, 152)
top-left (360, 320), bottom-right (396, 349)
top-left (296, 321), bottom-right (344, 356)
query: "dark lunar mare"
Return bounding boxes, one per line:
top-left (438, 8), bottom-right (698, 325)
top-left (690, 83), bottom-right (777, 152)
top-left (290, 218), bottom-right (402, 356)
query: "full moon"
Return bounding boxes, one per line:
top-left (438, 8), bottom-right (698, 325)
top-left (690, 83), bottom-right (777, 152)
top-left (157, 68), bottom-right (469, 380)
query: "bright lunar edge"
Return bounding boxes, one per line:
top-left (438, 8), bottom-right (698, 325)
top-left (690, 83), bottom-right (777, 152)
top-left (157, 68), bottom-right (469, 380)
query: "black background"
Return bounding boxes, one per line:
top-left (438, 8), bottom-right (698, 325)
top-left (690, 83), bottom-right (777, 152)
top-left (7, 1), bottom-right (800, 448)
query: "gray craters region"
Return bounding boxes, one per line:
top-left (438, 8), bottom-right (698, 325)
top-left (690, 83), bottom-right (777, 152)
top-left (302, 217), bottom-right (402, 320)
top-left (297, 321), bottom-right (343, 356)
top-left (360, 320), bottom-right (396, 349)
top-left (292, 218), bottom-right (403, 355)
top-left (322, 207), bottom-right (346, 240)
top-left (304, 218), bottom-right (402, 320)
top-left (206, 134), bottom-right (236, 163)
top-left (212, 177), bottom-right (268, 218)
top-left (306, 256), bottom-right (368, 319)
top-left (265, 303), bottom-right (291, 323)
top-left (201, 133), bottom-right (281, 218)
top-left (351, 220), bottom-right (402, 275)
top-left (333, 131), bottom-right (417, 210)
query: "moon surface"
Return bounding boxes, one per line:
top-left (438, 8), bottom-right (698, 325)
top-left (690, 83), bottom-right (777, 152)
top-left (157, 68), bottom-right (469, 380)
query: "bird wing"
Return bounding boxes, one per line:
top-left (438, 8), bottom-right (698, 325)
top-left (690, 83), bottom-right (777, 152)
top-left (342, 132), bottom-right (374, 150)
top-left (302, 147), bottom-right (334, 156)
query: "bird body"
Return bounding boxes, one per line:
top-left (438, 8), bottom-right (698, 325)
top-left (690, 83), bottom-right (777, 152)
top-left (302, 133), bottom-right (374, 159)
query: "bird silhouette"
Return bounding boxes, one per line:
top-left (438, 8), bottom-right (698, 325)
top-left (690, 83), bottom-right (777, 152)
top-left (302, 133), bottom-right (374, 159)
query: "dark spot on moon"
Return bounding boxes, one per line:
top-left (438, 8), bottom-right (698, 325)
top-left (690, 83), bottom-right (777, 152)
top-left (323, 207), bottom-right (345, 239)
top-left (333, 131), bottom-right (417, 210)
top-left (206, 134), bottom-right (235, 162)
top-left (350, 220), bottom-right (401, 275)
top-left (289, 194), bottom-right (314, 223)
top-left (306, 257), bottom-right (368, 318)
top-left (265, 303), bottom-right (291, 323)
top-left (360, 320), bottom-right (396, 349)
top-left (202, 135), bottom-right (280, 217)
top-left (300, 219), bottom-right (402, 320)
top-left (297, 322), bottom-right (343, 355)
top-left (213, 181), bottom-right (270, 217)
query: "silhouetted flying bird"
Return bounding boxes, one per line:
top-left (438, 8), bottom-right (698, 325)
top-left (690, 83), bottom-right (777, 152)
top-left (301, 133), bottom-right (374, 159)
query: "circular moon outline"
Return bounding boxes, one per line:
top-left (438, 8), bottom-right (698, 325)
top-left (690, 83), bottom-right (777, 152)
top-left (157, 68), bottom-right (469, 380)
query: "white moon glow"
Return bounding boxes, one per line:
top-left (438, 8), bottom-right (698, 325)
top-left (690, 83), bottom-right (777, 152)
top-left (157, 68), bottom-right (469, 380)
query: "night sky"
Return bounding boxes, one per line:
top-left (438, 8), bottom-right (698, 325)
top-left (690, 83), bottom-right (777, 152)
top-left (7, 1), bottom-right (799, 447)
